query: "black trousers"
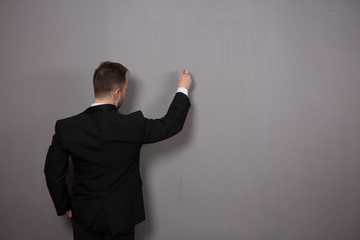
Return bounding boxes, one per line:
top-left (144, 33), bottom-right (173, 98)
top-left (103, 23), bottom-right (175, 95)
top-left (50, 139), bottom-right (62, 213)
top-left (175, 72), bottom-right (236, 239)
top-left (72, 207), bottom-right (135, 240)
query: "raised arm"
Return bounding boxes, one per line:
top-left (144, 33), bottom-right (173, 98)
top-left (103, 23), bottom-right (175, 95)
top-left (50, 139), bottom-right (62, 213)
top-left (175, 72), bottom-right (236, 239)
top-left (142, 70), bottom-right (192, 144)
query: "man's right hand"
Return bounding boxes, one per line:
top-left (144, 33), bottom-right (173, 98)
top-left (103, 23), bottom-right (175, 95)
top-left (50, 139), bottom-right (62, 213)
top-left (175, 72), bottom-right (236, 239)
top-left (178, 69), bottom-right (192, 90)
top-left (66, 209), bottom-right (72, 218)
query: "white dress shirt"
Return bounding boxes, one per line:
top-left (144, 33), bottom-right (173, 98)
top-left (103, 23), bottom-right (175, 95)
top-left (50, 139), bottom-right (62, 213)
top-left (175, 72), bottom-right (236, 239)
top-left (91, 88), bottom-right (188, 107)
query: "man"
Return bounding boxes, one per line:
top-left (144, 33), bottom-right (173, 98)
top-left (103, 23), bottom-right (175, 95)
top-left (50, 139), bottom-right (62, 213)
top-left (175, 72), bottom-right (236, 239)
top-left (44, 61), bottom-right (192, 240)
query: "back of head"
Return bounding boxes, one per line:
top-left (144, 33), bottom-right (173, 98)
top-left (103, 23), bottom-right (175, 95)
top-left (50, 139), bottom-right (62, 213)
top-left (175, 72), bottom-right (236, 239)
top-left (93, 61), bottom-right (129, 98)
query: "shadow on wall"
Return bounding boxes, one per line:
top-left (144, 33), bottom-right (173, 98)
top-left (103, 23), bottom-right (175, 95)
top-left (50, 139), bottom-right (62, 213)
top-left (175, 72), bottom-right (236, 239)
top-left (119, 74), bottom-right (142, 114)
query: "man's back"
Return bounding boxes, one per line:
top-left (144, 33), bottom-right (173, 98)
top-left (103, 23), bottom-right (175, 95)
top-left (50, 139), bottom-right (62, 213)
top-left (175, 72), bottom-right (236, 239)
top-left (60, 106), bottom-right (144, 199)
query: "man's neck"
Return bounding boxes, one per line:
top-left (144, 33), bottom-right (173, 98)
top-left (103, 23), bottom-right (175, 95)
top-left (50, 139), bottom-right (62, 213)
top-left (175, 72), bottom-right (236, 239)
top-left (93, 98), bottom-right (114, 105)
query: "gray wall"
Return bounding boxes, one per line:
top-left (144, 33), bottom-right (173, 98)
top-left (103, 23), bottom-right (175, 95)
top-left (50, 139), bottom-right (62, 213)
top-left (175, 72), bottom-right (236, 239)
top-left (1, 0), bottom-right (360, 239)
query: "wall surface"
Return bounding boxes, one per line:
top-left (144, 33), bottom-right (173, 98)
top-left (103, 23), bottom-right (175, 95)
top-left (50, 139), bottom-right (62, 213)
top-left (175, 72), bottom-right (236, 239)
top-left (1, 0), bottom-right (360, 239)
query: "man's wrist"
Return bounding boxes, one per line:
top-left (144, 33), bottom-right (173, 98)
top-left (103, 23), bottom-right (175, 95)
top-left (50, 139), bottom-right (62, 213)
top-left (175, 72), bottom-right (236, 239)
top-left (177, 87), bottom-right (188, 96)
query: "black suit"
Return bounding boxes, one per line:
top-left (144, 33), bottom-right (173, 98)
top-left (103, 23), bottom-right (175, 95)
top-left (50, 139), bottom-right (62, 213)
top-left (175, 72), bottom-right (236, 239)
top-left (45, 92), bottom-right (190, 235)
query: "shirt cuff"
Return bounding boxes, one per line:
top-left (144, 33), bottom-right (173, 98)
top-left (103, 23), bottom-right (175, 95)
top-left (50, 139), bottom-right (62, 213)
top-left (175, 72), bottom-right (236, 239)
top-left (177, 87), bottom-right (188, 96)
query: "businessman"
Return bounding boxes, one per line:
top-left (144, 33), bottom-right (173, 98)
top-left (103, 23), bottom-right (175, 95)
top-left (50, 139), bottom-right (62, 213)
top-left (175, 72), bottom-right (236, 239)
top-left (44, 61), bottom-right (192, 240)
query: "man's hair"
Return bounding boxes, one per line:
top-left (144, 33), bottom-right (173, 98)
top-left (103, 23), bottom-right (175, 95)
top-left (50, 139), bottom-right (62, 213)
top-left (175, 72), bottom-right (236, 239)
top-left (93, 61), bottom-right (129, 97)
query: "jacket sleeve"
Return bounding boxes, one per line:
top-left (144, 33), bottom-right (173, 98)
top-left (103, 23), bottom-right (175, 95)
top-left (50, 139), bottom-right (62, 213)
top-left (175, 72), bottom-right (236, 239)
top-left (44, 121), bottom-right (70, 216)
top-left (141, 92), bottom-right (191, 144)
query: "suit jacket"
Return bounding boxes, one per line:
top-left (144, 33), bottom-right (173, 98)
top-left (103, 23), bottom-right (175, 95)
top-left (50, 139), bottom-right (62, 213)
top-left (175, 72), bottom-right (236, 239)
top-left (44, 92), bottom-right (190, 233)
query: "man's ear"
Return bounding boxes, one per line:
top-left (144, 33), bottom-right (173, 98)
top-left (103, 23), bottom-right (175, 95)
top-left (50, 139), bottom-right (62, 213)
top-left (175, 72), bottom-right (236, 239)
top-left (113, 88), bottom-right (121, 100)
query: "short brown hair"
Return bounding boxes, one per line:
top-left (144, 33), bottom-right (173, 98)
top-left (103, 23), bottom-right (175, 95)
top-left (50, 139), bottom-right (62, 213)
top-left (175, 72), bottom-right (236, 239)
top-left (93, 61), bottom-right (129, 97)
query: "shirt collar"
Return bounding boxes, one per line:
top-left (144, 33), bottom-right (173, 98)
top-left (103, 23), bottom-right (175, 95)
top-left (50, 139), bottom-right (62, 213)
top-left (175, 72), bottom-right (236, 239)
top-left (90, 103), bottom-right (107, 107)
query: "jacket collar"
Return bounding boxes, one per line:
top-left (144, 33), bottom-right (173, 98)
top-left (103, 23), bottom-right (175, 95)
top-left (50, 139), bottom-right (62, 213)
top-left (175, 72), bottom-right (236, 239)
top-left (84, 104), bottom-right (118, 113)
